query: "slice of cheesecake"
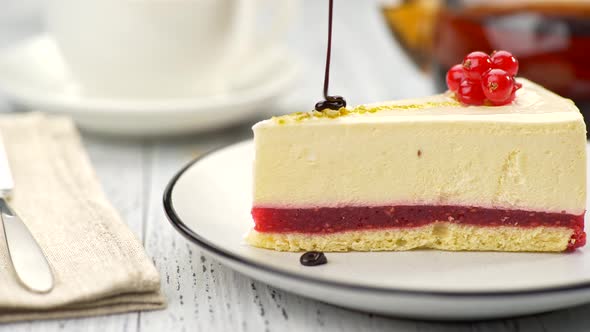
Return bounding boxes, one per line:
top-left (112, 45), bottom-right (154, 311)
top-left (247, 79), bottom-right (586, 252)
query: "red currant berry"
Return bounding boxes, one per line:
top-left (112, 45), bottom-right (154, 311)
top-left (481, 69), bottom-right (514, 105)
top-left (446, 64), bottom-right (464, 92)
top-left (457, 78), bottom-right (486, 105)
top-left (491, 50), bottom-right (519, 76)
top-left (505, 79), bottom-right (522, 104)
top-left (462, 51), bottom-right (492, 80)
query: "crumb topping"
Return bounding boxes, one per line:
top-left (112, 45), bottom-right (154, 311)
top-left (272, 100), bottom-right (461, 124)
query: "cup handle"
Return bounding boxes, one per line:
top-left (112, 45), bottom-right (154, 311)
top-left (229, 0), bottom-right (298, 85)
top-left (253, 0), bottom-right (298, 54)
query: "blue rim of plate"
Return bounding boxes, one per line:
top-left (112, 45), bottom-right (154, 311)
top-left (163, 141), bottom-right (590, 298)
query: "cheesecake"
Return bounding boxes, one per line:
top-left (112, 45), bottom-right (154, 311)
top-left (247, 78), bottom-right (586, 252)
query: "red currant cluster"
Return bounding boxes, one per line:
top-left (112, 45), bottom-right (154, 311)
top-left (446, 50), bottom-right (522, 106)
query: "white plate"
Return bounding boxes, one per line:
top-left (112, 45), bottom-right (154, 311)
top-left (164, 141), bottom-right (590, 320)
top-left (0, 35), bottom-right (299, 136)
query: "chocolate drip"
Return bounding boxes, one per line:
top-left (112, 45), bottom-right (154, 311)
top-left (315, 0), bottom-right (347, 112)
top-left (315, 96), bottom-right (346, 111)
top-left (300, 251), bottom-right (328, 266)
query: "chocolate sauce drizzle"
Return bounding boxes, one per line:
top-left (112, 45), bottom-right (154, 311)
top-left (314, 0), bottom-right (346, 112)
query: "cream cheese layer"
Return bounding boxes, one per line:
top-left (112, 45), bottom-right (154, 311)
top-left (252, 79), bottom-right (587, 214)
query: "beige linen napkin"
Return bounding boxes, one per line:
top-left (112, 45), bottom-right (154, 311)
top-left (0, 114), bottom-right (165, 322)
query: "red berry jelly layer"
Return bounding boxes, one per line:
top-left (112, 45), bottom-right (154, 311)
top-left (251, 205), bottom-right (586, 250)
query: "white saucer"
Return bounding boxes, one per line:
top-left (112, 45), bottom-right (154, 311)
top-left (164, 140), bottom-right (590, 320)
top-left (0, 35), bottom-right (299, 136)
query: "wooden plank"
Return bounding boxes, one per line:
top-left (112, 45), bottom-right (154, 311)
top-left (139, 127), bottom-right (252, 332)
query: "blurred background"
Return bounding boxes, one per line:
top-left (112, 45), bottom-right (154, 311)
top-left (0, 0), bottom-right (588, 135)
top-left (383, 0), bottom-right (590, 113)
top-left (0, 0), bottom-right (432, 137)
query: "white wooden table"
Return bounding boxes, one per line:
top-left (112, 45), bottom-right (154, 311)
top-left (3, 1), bottom-right (590, 331)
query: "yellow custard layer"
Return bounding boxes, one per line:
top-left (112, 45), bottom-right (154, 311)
top-left (252, 79), bottom-right (587, 214)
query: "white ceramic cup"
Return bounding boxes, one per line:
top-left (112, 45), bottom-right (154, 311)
top-left (45, 0), bottom-right (296, 98)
